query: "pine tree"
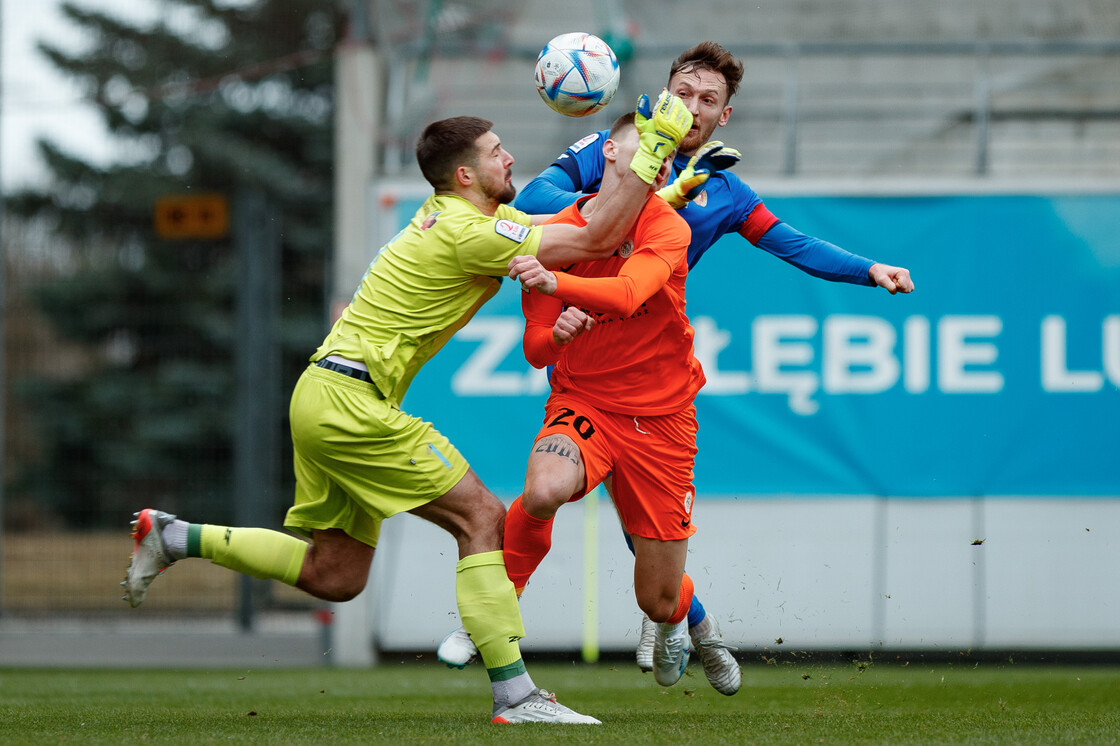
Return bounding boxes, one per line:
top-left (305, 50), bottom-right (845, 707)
top-left (6, 1), bottom-right (343, 528)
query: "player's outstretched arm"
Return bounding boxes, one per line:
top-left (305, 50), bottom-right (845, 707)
top-left (868, 263), bottom-right (915, 294)
top-left (509, 252), bottom-right (673, 318)
top-left (535, 92), bottom-right (692, 268)
top-left (516, 166), bottom-right (582, 216)
top-left (753, 221), bottom-right (877, 286)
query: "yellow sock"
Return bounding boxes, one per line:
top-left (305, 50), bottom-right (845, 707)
top-left (189, 524), bottom-right (307, 586)
top-left (455, 550), bottom-right (527, 677)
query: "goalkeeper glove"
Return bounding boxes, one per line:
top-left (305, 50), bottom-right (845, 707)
top-left (656, 141), bottom-right (742, 208)
top-left (630, 90), bottom-right (693, 184)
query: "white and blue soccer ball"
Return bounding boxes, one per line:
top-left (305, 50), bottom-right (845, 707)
top-left (533, 32), bottom-right (620, 117)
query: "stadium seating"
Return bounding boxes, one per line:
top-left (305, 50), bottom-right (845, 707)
top-left (377, 0), bottom-right (1120, 181)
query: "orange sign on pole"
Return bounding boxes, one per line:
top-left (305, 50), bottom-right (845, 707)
top-left (154, 194), bottom-right (230, 239)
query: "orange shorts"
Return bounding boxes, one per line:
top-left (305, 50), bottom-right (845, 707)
top-left (536, 393), bottom-right (698, 542)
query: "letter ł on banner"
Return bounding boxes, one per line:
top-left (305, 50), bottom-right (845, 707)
top-left (691, 316), bottom-right (750, 394)
top-left (752, 315), bottom-right (820, 415)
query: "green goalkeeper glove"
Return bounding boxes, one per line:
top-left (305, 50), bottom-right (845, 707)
top-left (630, 90), bottom-right (693, 184)
top-left (656, 141), bottom-right (742, 208)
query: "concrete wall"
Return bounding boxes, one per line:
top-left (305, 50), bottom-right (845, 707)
top-left (365, 497), bottom-right (1120, 655)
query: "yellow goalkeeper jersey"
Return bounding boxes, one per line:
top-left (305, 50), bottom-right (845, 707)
top-left (311, 193), bottom-right (542, 405)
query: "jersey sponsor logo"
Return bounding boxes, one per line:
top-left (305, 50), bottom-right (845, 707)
top-left (694, 191), bottom-right (708, 207)
top-left (421, 212), bottom-right (441, 230)
top-left (618, 239), bottom-right (634, 258)
top-left (495, 219), bottom-right (530, 243)
top-left (568, 133), bottom-right (601, 154)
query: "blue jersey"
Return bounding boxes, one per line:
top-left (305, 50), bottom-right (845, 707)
top-left (515, 130), bottom-right (875, 285)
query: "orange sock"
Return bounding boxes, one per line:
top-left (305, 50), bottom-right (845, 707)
top-left (667, 573), bottom-right (694, 625)
top-left (502, 496), bottom-right (554, 593)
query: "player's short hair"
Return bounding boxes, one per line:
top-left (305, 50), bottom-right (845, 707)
top-left (416, 116), bottom-right (493, 191)
top-left (668, 42), bottom-right (745, 102)
top-left (608, 111), bottom-right (637, 140)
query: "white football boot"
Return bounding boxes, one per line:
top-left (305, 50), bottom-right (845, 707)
top-left (653, 619), bottom-right (691, 687)
top-left (492, 689), bottom-right (601, 725)
top-left (636, 614), bottom-right (656, 673)
top-left (690, 618), bottom-right (741, 695)
top-left (122, 509), bottom-right (177, 608)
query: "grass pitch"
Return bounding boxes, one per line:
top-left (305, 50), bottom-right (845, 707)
top-left (2, 659), bottom-right (1119, 744)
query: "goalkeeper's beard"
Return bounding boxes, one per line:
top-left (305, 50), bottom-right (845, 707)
top-left (482, 176), bottom-right (517, 206)
top-left (678, 129), bottom-right (705, 157)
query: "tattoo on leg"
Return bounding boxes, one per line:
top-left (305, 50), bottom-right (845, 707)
top-left (533, 435), bottom-right (582, 467)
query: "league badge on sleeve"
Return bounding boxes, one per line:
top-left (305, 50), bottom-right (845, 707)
top-left (569, 133), bottom-right (601, 154)
top-left (495, 219), bottom-right (530, 243)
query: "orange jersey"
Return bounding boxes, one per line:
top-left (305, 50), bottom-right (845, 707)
top-left (522, 195), bottom-right (705, 415)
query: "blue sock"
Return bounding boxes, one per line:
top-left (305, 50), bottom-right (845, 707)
top-left (687, 595), bottom-right (706, 627)
top-left (622, 527), bottom-right (707, 627)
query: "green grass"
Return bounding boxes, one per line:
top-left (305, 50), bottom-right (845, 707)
top-left (2, 660), bottom-right (1119, 744)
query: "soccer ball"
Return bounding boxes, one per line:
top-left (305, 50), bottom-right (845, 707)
top-left (533, 32), bottom-right (620, 117)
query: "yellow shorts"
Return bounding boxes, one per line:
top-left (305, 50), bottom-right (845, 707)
top-left (284, 364), bottom-right (470, 547)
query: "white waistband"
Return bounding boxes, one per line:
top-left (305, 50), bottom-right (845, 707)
top-left (324, 354), bottom-right (368, 372)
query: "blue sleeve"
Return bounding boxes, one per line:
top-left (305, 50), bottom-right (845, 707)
top-left (514, 165), bottom-right (582, 215)
top-left (755, 221), bottom-right (875, 286)
top-left (513, 130), bottom-right (608, 215)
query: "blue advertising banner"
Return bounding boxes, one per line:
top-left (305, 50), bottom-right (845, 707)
top-left (393, 194), bottom-right (1120, 498)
